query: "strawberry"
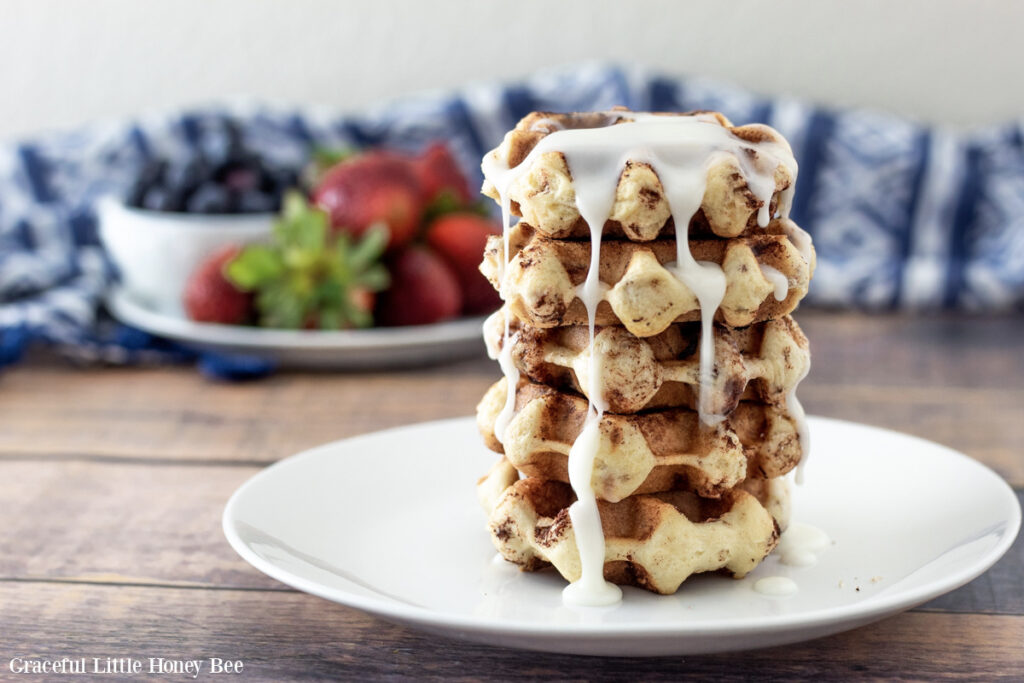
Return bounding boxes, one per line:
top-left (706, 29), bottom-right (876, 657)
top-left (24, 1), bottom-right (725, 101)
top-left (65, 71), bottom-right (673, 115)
top-left (425, 213), bottom-right (502, 315)
top-left (376, 246), bottom-right (462, 326)
top-left (312, 152), bottom-right (423, 249)
top-left (183, 245), bottom-right (253, 324)
top-left (413, 143), bottom-right (472, 205)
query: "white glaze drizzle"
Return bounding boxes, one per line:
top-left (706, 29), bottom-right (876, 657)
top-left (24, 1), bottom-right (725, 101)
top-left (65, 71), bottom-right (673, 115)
top-left (776, 522), bottom-right (831, 568)
top-left (561, 146), bottom-right (622, 606)
top-left (789, 356), bottom-right (811, 485)
top-left (563, 415), bottom-right (622, 606)
top-left (492, 335), bottom-right (519, 445)
top-left (754, 576), bottom-right (798, 596)
top-left (480, 155), bottom-right (517, 445)
top-left (482, 115), bottom-right (799, 605)
top-left (759, 264), bottom-right (790, 302)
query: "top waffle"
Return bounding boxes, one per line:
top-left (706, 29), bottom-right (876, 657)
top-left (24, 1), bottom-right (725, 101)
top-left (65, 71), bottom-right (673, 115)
top-left (481, 110), bottom-right (795, 241)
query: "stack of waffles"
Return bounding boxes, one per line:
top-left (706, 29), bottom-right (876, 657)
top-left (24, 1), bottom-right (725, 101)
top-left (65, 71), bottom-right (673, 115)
top-left (474, 110), bottom-right (815, 600)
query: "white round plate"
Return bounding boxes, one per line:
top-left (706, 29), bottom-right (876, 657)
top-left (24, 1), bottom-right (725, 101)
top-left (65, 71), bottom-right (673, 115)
top-left (106, 288), bottom-right (487, 368)
top-left (223, 417), bottom-right (1020, 656)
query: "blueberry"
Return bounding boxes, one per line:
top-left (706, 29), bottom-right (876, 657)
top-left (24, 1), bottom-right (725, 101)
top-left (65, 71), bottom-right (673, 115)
top-left (142, 159), bottom-right (169, 184)
top-left (221, 165), bottom-right (260, 193)
top-left (257, 167), bottom-right (276, 193)
top-left (265, 167), bottom-right (298, 206)
top-left (180, 157), bottom-right (211, 190)
top-left (127, 131), bottom-right (301, 215)
top-left (217, 133), bottom-right (256, 178)
top-left (236, 190), bottom-right (276, 213)
top-left (224, 190), bottom-right (242, 214)
top-left (164, 186), bottom-right (194, 212)
top-left (142, 187), bottom-right (174, 211)
top-left (186, 185), bottom-right (230, 213)
top-left (160, 160), bottom-right (206, 211)
top-left (127, 159), bottom-right (168, 207)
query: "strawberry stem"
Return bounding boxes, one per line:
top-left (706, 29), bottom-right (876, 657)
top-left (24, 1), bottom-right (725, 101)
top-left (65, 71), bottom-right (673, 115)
top-left (226, 192), bottom-right (389, 329)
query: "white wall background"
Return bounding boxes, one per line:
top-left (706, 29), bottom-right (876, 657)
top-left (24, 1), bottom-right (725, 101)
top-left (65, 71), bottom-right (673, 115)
top-left (3, 0), bottom-right (1022, 141)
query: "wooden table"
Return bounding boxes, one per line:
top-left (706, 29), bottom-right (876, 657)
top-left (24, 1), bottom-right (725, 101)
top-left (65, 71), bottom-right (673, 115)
top-left (1, 311), bottom-right (1021, 680)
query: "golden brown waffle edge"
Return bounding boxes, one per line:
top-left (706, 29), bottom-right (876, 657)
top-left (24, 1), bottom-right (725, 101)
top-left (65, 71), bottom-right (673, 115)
top-left (485, 309), bottom-right (810, 414)
top-left (477, 458), bottom-right (786, 594)
top-left (481, 221), bottom-right (815, 335)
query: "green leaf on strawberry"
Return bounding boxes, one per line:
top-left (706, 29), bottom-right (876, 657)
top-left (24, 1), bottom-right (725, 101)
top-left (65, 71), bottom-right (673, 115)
top-left (311, 146), bottom-right (355, 170)
top-left (225, 191), bottom-right (389, 330)
top-left (225, 245), bottom-right (283, 289)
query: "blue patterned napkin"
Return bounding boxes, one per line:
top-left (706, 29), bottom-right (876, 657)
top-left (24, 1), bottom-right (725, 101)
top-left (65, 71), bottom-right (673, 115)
top-left (1, 63), bottom-right (1021, 373)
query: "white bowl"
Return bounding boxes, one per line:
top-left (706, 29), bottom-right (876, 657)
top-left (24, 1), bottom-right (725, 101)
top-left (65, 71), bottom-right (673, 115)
top-left (97, 196), bottom-right (274, 314)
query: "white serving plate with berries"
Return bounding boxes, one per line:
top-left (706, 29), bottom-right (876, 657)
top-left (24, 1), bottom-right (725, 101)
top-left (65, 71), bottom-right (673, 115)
top-left (106, 287), bottom-right (487, 368)
top-left (102, 170), bottom-right (501, 367)
top-left (223, 416), bottom-right (1020, 656)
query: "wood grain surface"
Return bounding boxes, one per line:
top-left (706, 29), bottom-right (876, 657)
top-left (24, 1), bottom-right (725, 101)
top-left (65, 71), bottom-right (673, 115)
top-left (0, 311), bottom-right (1021, 680)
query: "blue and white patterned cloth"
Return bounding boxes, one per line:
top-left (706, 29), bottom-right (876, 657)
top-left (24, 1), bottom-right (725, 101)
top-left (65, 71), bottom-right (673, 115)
top-left (1, 63), bottom-right (1022, 371)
